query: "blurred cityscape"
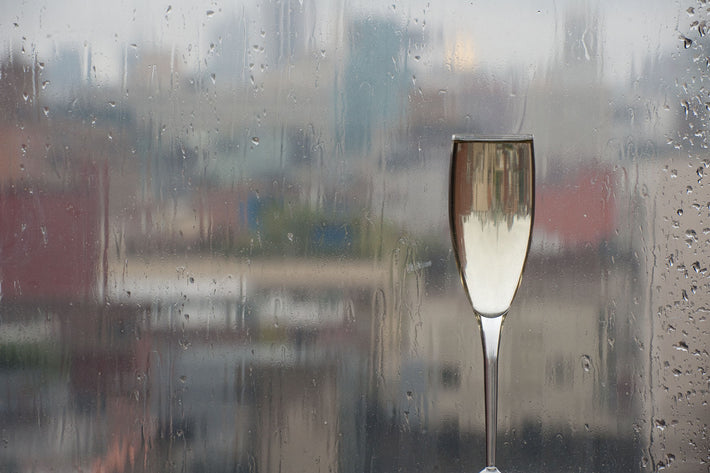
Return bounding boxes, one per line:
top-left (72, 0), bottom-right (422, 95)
top-left (1, 2), bottom-right (708, 473)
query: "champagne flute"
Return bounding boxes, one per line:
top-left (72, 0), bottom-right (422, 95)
top-left (449, 135), bottom-right (535, 473)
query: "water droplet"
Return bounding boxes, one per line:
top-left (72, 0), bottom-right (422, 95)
top-left (166, 5), bottom-right (172, 14)
top-left (41, 80), bottom-right (50, 89)
top-left (206, 9), bottom-right (215, 17)
top-left (179, 375), bottom-right (187, 383)
top-left (677, 208), bottom-right (684, 216)
top-left (406, 390), bottom-right (413, 400)
top-left (108, 100), bottom-right (116, 108)
top-left (210, 73), bottom-right (216, 84)
top-left (251, 136), bottom-right (260, 145)
top-left (655, 418), bottom-right (667, 430)
top-left (42, 106), bottom-right (49, 117)
top-left (581, 355), bottom-right (592, 372)
top-left (287, 232), bottom-right (294, 242)
top-left (674, 341), bottom-right (689, 352)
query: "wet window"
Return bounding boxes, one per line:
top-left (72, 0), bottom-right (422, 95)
top-left (0, 1), bottom-right (707, 472)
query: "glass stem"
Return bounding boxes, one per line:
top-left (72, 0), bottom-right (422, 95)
top-left (479, 314), bottom-right (504, 469)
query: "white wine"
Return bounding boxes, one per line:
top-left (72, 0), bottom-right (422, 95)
top-left (450, 136), bottom-right (534, 317)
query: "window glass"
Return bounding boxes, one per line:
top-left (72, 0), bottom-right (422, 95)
top-left (0, 1), bottom-right (706, 472)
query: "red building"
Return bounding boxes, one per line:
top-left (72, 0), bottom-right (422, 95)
top-left (536, 166), bottom-right (616, 248)
top-left (0, 163), bottom-right (102, 303)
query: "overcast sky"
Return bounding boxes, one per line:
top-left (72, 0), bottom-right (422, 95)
top-left (0, 0), bottom-right (689, 86)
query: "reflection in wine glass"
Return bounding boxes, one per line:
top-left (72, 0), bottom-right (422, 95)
top-left (449, 135), bottom-right (535, 473)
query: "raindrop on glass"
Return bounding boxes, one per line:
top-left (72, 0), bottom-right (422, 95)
top-left (581, 355), bottom-right (592, 372)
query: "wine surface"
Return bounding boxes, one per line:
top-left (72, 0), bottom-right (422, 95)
top-left (450, 138), bottom-right (534, 317)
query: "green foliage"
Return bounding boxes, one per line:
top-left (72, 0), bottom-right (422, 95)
top-left (0, 342), bottom-right (60, 371)
top-left (225, 199), bottom-right (401, 260)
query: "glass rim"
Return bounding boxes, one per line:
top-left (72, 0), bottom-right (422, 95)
top-left (452, 133), bottom-right (533, 142)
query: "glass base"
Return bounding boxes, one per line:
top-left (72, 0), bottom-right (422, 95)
top-left (479, 467), bottom-right (502, 473)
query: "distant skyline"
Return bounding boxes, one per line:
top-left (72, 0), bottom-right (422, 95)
top-left (0, 0), bottom-right (688, 87)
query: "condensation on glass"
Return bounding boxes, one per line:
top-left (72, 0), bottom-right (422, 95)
top-left (0, 1), bottom-right (707, 472)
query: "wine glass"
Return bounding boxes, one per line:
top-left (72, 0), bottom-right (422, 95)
top-left (449, 135), bottom-right (535, 473)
